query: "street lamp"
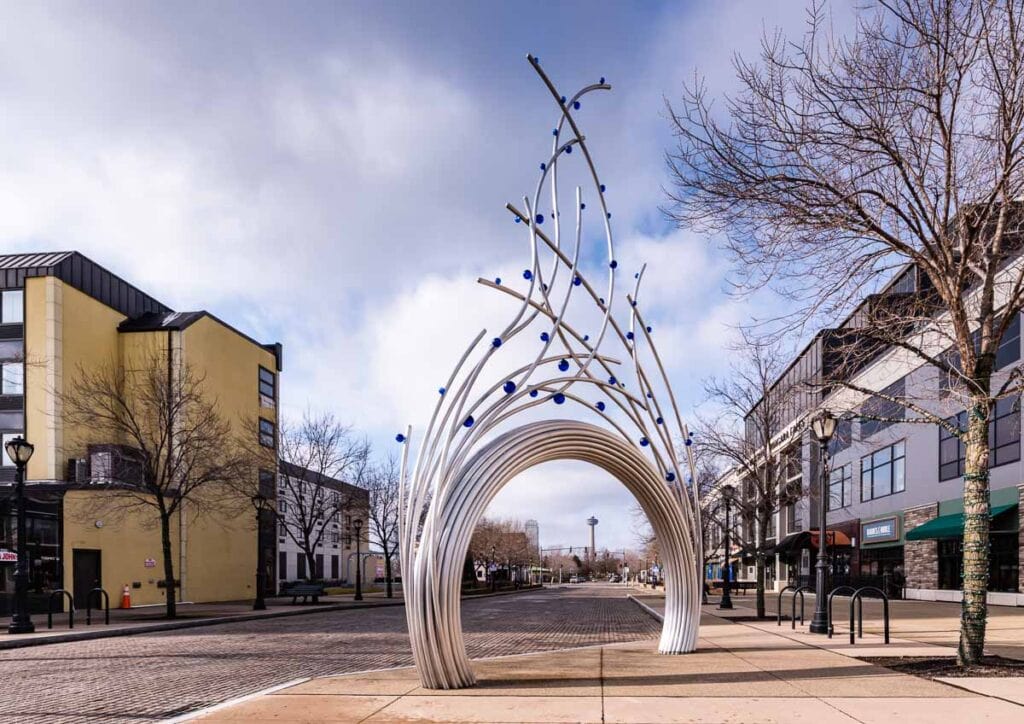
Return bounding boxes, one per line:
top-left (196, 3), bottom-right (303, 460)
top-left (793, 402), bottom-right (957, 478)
top-left (250, 492), bottom-right (271, 611)
top-left (809, 410), bottom-right (838, 634)
top-left (490, 545), bottom-right (497, 592)
top-left (6, 436), bottom-right (35, 634)
top-left (353, 518), bottom-right (363, 601)
top-left (719, 484), bottom-right (735, 610)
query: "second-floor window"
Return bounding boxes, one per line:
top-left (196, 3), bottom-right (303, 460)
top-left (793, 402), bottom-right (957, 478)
top-left (259, 418), bottom-right (275, 448)
top-left (939, 396), bottom-right (1021, 481)
top-left (1, 362), bottom-right (22, 395)
top-left (828, 463), bottom-right (852, 511)
top-left (860, 378), bottom-right (905, 439)
top-left (860, 441), bottom-right (905, 502)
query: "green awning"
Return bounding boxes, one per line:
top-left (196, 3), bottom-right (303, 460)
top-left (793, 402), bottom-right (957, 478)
top-left (905, 503), bottom-right (1017, 541)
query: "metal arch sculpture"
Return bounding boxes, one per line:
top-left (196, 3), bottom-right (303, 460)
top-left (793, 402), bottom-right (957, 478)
top-left (396, 55), bottom-right (703, 690)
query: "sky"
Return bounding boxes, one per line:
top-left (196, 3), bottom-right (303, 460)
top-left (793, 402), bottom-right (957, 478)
top-left (0, 1), bottom-right (857, 552)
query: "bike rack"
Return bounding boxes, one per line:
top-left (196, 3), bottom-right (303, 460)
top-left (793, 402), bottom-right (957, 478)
top-left (827, 586), bottom-right (857, 638)
top-left (86, 587), bottom-right (110, 626)
top-left (47, 589), bottom-right (75, 630)
top-left (777, 585), bottom-right (812, 628)
top-left (849, 586), bottom-right (890, 645)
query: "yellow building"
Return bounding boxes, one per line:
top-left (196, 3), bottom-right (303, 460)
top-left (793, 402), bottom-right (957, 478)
top-left (0, 251), bottom-right (281, 611)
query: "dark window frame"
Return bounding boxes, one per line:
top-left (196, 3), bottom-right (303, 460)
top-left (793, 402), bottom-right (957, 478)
top-left (258, 365), bottom-right (276, 400)
top-left (259, 417), bottom-right (276, 448)
top-left (860, 440), bottom-right (906, 502)
top-left (860, 378), bottom-right (906, 440)
top-left (939, 396), bottom-right (1021, 481)
top-left (828, 463), bottom-right (852, 511)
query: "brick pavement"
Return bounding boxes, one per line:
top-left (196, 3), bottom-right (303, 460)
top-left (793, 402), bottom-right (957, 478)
top-left (0, 584), bottom-right (658, 724)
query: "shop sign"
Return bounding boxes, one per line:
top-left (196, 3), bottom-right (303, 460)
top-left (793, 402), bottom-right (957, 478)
top-left (861, 516), bottom-right (900, 544)
top-left (0, 550), bottom-right (17, 563)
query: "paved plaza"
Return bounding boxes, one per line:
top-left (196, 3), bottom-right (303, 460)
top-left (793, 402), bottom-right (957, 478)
top-left (0, 585), bottom-right (657, 723)
top-left (195, 597), bottom-right (1024, 723)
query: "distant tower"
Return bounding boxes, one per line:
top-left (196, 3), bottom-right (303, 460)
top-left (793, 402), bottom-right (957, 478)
top-left (587, 516), bottom-right (598, 563)
top-left (525, 519), bottom-right (540, 558)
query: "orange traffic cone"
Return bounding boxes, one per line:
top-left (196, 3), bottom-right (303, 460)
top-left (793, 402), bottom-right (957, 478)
top-left (120, 584), bottom-right (131, 609)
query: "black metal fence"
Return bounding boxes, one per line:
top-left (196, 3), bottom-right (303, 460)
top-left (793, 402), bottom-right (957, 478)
top-left (788, 573), bottom-right (903, 599)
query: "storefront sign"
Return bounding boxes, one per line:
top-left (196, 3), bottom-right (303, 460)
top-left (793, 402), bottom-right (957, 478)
top-left (0, 550), bottom-right (17, 563)
top-left (861, 517), bottom-right (900, 544)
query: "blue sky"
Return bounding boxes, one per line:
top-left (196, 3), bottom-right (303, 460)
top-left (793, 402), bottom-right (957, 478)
top-left (0, 1), bottom-right (857, 551)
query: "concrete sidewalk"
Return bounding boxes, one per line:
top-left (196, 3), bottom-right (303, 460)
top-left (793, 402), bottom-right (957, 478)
top-left (187, 610), bottom-right (1024, 723)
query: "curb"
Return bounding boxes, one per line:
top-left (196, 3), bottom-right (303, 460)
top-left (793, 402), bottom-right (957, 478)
top-left (0, 599), bottom-right (406, 650)
top-left (627, 594), bottom-right (664, 623)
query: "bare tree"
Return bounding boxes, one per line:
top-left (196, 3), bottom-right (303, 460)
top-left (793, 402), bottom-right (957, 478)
top-left (694, 336), bottom-right (804, 618)
top-left (667, 0), bottom-right (1024, 664)
top-left (469, 517), bottom-right (533, 585)
top-left (365, 454), bottom-right (400, 598)
top-left (61, 351), bottom-right (250, 619)
top-left (274, 412), bottom-right (370, 581)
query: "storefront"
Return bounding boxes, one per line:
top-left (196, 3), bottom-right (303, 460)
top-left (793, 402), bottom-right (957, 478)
top-left (906, 501), bottom-right (1018, 593)
top-left (0, 492), bottom-right (64, 615)
top-left (857, 514), bottom-right (905, 597)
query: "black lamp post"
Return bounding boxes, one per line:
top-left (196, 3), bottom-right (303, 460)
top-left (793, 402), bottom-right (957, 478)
top-left (250, 492), bottom-right (270, 611)
top-left (353, 518), bottom-right (363, 601)
top-left (809, 410), bottom-right (837, 634)
top-left (490, 545), bottom-right (496, 591)
top-left (6, 436), bottom-right (35, 634)
top-left (719, 484), bottom-right (735, 610)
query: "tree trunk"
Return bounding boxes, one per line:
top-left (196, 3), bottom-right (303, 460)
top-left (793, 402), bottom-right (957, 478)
top-left (159, 512), bottom-right (177, 619)
top-left (305, 550), bottom-right (317, 582)
top-left (959, 395), bottom-right (992, 665)
top-left (385, 552), bottom-right (393, 598)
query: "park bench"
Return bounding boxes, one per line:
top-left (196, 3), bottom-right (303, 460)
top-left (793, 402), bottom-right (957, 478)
top-left (285, 582), bottom-right (326, 604)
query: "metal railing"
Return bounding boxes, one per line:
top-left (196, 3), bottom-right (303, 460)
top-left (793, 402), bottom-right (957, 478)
top-left (777, 585), bottom-right (812, 629)
top-left (847, 586), bottom-right (890, 645)
top-left (47, 589), bottom-right (74, 629)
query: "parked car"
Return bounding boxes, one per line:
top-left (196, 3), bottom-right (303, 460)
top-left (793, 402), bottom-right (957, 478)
top-left (569, 576), bottom-right (580, 584)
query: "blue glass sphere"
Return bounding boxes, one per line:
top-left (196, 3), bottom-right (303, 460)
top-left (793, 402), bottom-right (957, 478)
top-left (558, 359), bottom-right (570, 372)
top-left (514, 217), bottom-right (521, 223)
top-left (552, 128), bottom-right (558, 136)
top-left (573, 100), bottom-right (581, 110)
top-left (439, 387), bottom-right (446, 395)
top-left (581, 202), bottom-right (586, 210)
top-left (553, 393), bottom-right (566, 405)
top-left (503, 381), bottom-right (516, 394)
top-left (626, 331), bottom-right (634, 340)
top-left (523, 269), bottom-right (533, 280)
top-left (684, 438), bottom-right (692, 446)
top-left (600, 184), bottom-right (607, 192)
top-left (492, 337), bottom-right (502, 348)
top-left (583, 334), bottom-right (590, 341)
top-left (656, 416), bottom-right (664, 425)
top-left (599, 298), bottom-right (605, 305)
top-left (536, 214), bottom-right (544, 224)
top-left (464, 416), bottom-right (474, 428)
top-left (529, 390), bottom-right (539, 398)
top-left (540, 332), bottom-right (550, 342)
top-left (666, 472), bottom-right (676, 482)
top-left (564, 145), bottom-right (572, 154)
top-left (395, 433), bottom-right (406, 443)
top-left (608, 375), bottom-right (617, 385)
top-left (610, 260), bottom-right (618, 269)
top-left (607, 212), bottom-right (612, 219)
top-left (494, 277), bottom-right (502, 284)
top-left (646, 326), bottom-right (652, 333)
top-left (560, 95), bottom-right (566, 104)
top-left (596, 401), bottom-right (606, 411)
top-left (599, 77), bottom-right (606, 84)
top-left (646, 392), bottom-right (653, 399)
top-left (573, 276), bottom-right (582, 286)
top-left (640, 437), bottom-right (649, 447)
top-left (540, 162), bottom-right (546, 171)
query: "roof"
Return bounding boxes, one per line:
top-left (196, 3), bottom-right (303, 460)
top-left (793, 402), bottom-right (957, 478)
top-left (0, 251), bottom-right (170, 319)
top-left (905, 503), bottom-right (1017, 541)
top-left (279, 460), bottom-right (367, 501)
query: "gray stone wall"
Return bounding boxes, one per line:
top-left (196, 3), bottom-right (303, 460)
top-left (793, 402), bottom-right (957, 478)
top-left (905, 503), bottom-right (938, 590)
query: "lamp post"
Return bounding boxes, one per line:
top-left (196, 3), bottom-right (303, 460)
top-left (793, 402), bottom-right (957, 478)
top-left (809, 410), bottom-right (837, 634)
top-left (250, 492), bottom-right (270, 611)
top-left (490, 545), bottom-right (497, 591)
top-left (6, 436), bottom-right (35, 634)
top-left (719, 484), bottom-right (735, 610)
top-left (353, 518), bottom-right (364, 601)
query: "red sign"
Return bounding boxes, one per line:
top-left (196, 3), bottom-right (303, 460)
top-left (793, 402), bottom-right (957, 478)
top-left (0, 550), bottom-right (18, 563)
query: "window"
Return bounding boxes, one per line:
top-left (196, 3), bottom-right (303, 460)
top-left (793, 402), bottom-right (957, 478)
top-left (938, 397), bottom-right (1020, 481)
top-left (259, 418), bottom-right (275, 448)
top-left (315, 554), bottom-right (324, 579)
top-left (1, 291), bottom-right (22, 325)
top-left (860, 441), bottom-right (906, 501)
top-left (330, 529), bottom-right (339, 545)
top-left (296, 553), bottom-right (307, 580)
top-left (259, 366), bottom-right (276, 408)
top-left (828, 463), bottom-right (852, 511)
top-left (860, 378), bottom-right (905, 439)
top-left (279, 551), bottom-right (288, 581)
top-left (828, 418), bottom-right (853, 456)
top-left (1, 363), bottom-right (22, 395)
top-left (997, 314), bottom-right (1021, 370)
top-left (278, 521), bottom-right (286, 541)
